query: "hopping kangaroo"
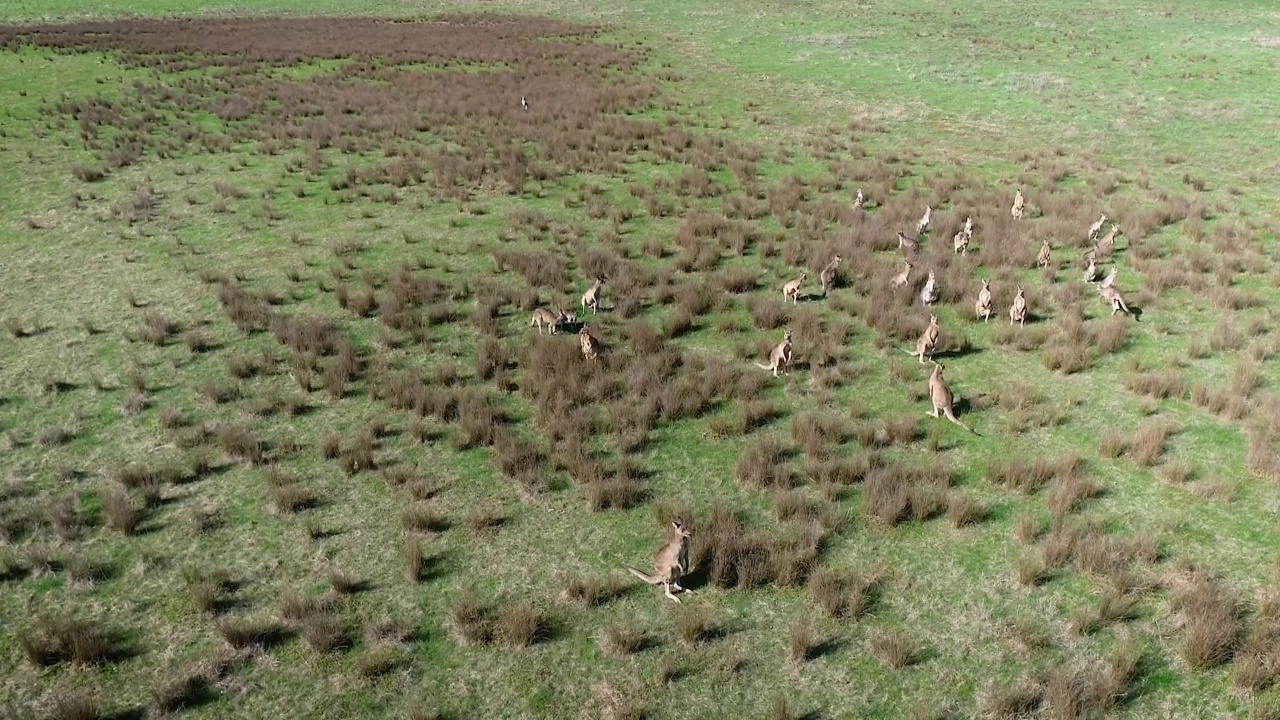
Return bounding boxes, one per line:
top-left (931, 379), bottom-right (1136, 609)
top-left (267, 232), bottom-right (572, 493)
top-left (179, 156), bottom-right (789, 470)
top-left (905, 313), bottom-right (941, 364)
top-left (1099, 266), bottom-right (1118, 290)
top-left (927, 362), bottom-right (976, 434)
top-left (1036, 239), bottom-right (1052, 269)
top-left (920, 270), bottom-right (939, 307)
top-left (890, 262), bottom-right (914, 289)
top-left (755, 329), bottom-right (793, 377)
top-left (1095, 224), bottom-right (1121, 256)
top-left (1011, 188), bottom-right (1025, 219)
top-left (1099, 284), bottom-right (1131, 317)
top-left (1009, 286), bottom-right (1027, 327)
top-left (819, 255), bottom-right (842, 296)
top-left (917, 205), bottom-right (933, 236)
top-left (530, 306), bottom-right (574, 335)
top-left (782, 271), bottom-right (807, 304)
top-left (625, 521), bottom-right (693, 603)
top-left (579, 325), bottom-right (601, 362)
top-left (1087, 212), bottom-right (1108, 243)
top-left (580, 276), bottom-right (607, 315)
top-left (974, 279), bottom-right (993, 322)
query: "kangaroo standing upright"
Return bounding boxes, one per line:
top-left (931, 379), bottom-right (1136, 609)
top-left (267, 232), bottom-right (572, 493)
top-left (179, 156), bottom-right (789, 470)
top-left (625, 521), bottom-right (693, 603)
top-left (1011, 188), bottom-right (1025, 220)
top-left (928, 362), bottom-right (976, 434)
top-left (1009, 286), bottom-right (1028, 327)
top-left (819, 255), bottom-right (842, 296)
top-left (754, 329), bottom-right (793, 377)
top-left (975, 279), bottom-right (993, 322)
top-left (581, 276), bottom-right (606, 315)
top-left (782, 271), bottom-right (807, 304)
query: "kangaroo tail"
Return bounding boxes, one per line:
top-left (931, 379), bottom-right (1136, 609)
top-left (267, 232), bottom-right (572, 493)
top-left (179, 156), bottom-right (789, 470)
top-left (943, 408), bottom-right (976, 434)
top-left (753, 362), bottom-right (773, 370)
top-left (625, 566), bottom-right (659, 585)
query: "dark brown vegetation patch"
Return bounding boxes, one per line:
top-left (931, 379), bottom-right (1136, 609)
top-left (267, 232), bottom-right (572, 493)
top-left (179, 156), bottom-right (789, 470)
top-left (2, 16), bottom-right (668, 195)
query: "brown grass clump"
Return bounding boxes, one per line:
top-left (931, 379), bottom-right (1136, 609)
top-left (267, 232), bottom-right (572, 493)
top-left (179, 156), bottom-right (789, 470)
top-left (599, 624), bottom-right (648, 657)
top-left (1129, 421), bottom-right (1172, 467)
top-left (450, 592), bottom-right (494, 646)
top-left (947, 492), bottom-right (989, 528)
top-left (870, 629), bottom-right (919, 669)
top-left (302, 614), bottom-right (351, 654)
top-left (19, 615), bottom-right (118, 666)
top-left (986, 455), bottom-right (1081, 494)
top-left (328, 569), bottom-right (363, 595)
top-left (981, 681), bottom-right (1043, 719)
top-left (1047, 473), bottom-right (1102, 519)
top-left (1125, 369), bottom-right (1185, 400)
top-left (150, 672), bottom-right (209, 714)
top-left (1171, 570), bottom-right (1240, 669)
top-left (788, 620), bottom-right (817, 664)
top-left (677, 605), bottom-right (721, 645)
top-left (734, 436), bottom-right (793, 489)
top-left (808, 566), bottom-right (872, 619)
top-left (215, 615), bottom-right (281, 649)
top-left (102, 485), bottom-right (140, 535)
top-left (493, 601), bottom-right (551, 647)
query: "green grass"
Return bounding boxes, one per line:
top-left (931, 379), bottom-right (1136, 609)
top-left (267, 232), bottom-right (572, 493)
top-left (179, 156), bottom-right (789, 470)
top-left (1, 2), bottom-right (1279, 719)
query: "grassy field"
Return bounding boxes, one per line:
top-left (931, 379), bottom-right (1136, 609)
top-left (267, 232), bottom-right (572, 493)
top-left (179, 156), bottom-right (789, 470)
top-left (1, 2), bottom-right (1279, 719)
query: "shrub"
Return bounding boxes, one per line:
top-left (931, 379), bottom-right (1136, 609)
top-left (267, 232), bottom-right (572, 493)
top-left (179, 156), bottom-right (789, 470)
top-left (494, 602), bottom-right (551, 647)
top-left (302, 614), bottom-right (350, 654)
top-left (328, 569), bottom-right (362, 595)
top-left (870, 629), bottom-right (918, 669)
top-left (600, 624), bottom-right (648, 657)
top-left (151, 672), bottom-right (207, 714)
top-left (102, 486), bottom-right (140, 535)
top-left (19, 615), bottom-right (116, 666)
top-left (215, 616), bottom-right (279, 649)
top-left (788, 620), bottom-right (816, 664)
top-left (677, 605), bottom-right (720, 645)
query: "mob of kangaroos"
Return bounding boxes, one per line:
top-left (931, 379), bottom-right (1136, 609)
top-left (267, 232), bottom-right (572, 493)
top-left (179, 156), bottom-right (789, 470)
top-left (625, 520), bottom-right (693, 603)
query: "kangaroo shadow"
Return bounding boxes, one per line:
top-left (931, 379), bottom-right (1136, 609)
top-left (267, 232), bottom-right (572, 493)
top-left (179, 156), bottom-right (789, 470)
top-left (1130, 306), bottom-right (1144, 322)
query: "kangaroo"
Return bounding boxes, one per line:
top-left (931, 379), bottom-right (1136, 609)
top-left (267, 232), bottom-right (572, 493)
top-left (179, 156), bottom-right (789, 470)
top-left (530, 306), bottom-right (573, 335)
top-left (1087, 212), bottom-right (1108, 243)
top-left (927, 362), bottom-right (975, 434)
top-left (962, 216), bottom-right (973, 238)
top-left (819, 255), bottom-right (842, 296)
top-left (754, 329), bottom-right (793, 377)
top-left (782, 271), bottom-right (807, 304)
top-left (1036, 239), bottom-right (1052, 270)
top-left (1099, 266), bottom-right (1118, 290)
top-left (975, 279), bottom-right (993, 322)
top-left (1083, 253), bottom-right (1099, 283)
top-left (1096, 224), bottom-right (1121, 256)
top-left (581, 276), bottom-right (606, 315)
top-left (1009, 286), bottom-right (1027, 327)
top-left (521, 95), bottom-right (529, 111)
top-left (625, 521), bottom-right (693, 603)
top-left (1099, 284), bottom-right (1130, 317)
top-left (905, 313), bottom-right (941, 364)
top-left (890, 262), bottom-right (913, 289)
top-left (1011, 188), bottom-right (1025, 220)
top-left (917, 205), bottom-right (932, 236)
top-left (897, 231), bottom-right (919, 254)
top-left (579, 325), bottom-right (601, 362)
top-left (920, 269), bottom-right (939, 307)
top-left (853, 188), bottom-right (865, 210)
top-left (953, 229), bottom-right (969, 255)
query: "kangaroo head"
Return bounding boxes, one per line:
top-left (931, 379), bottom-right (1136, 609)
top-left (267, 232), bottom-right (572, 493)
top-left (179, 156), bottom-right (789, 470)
top-left (671, 520), bottom-right (691, 538)
top-left (981, 279), bottom-right (990, 289)
top-left (905, 262), bottom-right (914, 271)
top-left (1016, 285), bottom-right (1024, 295)
top-left (579, 325), bottom-right (590, 335)
top-left (929, 313), bottom-right (938, 325)
top-left (596, 276), bottom-right (607, 285)
top-left (782, 329), bottom-right (793, 342)
top-left (832, 254), bottom-right (842, 264)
